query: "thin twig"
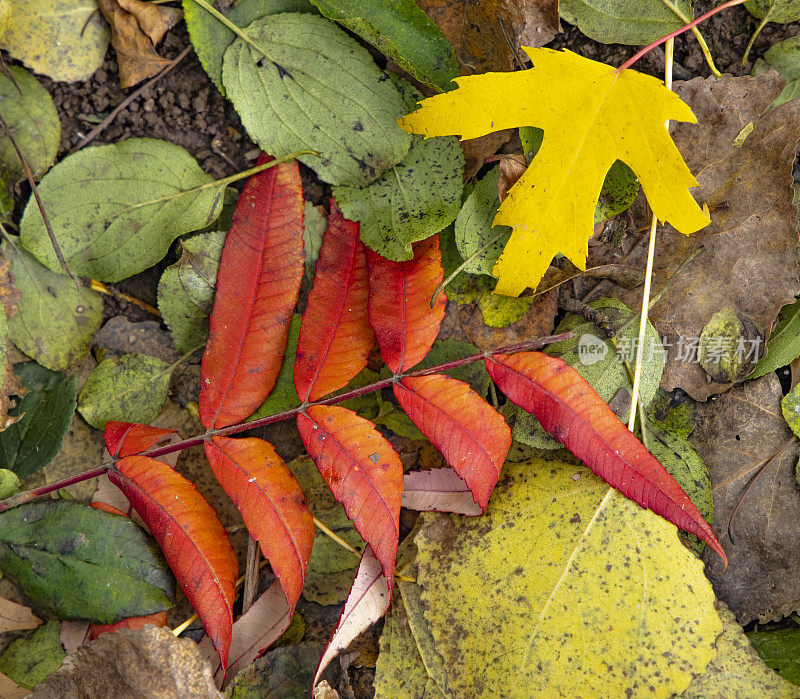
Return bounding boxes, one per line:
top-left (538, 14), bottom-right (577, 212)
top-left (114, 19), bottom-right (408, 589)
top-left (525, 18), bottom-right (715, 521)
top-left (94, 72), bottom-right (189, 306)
top-left (241, 537), bottom-right (260, 614)
top-left (89, 279), bottom-right (162, 317)
top-left (314, 517), bottom-right (359, 555)
top-left (71, 46), bottom-right (192, 154)
top-left (0, 110), bottom-right (78, 285)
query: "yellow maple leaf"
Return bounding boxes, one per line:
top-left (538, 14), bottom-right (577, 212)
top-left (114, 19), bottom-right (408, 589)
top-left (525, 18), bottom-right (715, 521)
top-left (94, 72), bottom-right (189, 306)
top-left (399, 48), bottom-right (710, 297)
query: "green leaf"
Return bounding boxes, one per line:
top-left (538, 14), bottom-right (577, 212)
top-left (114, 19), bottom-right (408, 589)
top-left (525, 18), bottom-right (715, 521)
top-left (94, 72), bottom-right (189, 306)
top-left (0, 620), bottom-right (64, 690)
top-left (20, 138), bottom-right (225, 282)
top-left (0, 501), bottom-right (175, 623)
top-left (157, 230), bottom-right (225, 354)
top-left (0, 0), bottom-right (109, 82)
top-left (747, 627), bottom-right (800, 687)
top-left (398, 460), bottom-right (722, 696)
top-left (749, 299), bottom-right (800, 378)
top-left (3, 238), bottom-right (103, 372)
top-left (746, 0), bottom-right (800, 22)
top-left (334, 80), bottom-right (462, 258)
top-left (0, 469), bottom-right (20, 499)
top-left (595, 160), bottom-right (639, 221)
top-left (183, 0), bottom-right (314, 93)
top-left (248, 314), bottom-right (302, 419)
top-left (782, 382), bottom-right (800, 438)
top-left (0, 362), bottom-right (79, 478)
top-left (559, 0), bottom-right (693, 45)
top-left (753, 37), bottom-right (800, 108)
top-left (0, 66), bottom-right (60, 182)
top-left (406, 338), bottom-right (490, 397)
top-left (78, 354), bottom-right (173, 429)
top-left (478, 290), bottom-right (532, 327)
top-left (309, 0), bottom-right (457, 91)
top-left (222, 13), bottom-right (412, 187)
top-left (302, 202), bottom-right (327, 282)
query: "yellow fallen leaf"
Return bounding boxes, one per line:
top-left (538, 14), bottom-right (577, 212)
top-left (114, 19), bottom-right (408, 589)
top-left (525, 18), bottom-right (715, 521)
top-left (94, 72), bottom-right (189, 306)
top-left (399, 48), bottom-right (710, 296)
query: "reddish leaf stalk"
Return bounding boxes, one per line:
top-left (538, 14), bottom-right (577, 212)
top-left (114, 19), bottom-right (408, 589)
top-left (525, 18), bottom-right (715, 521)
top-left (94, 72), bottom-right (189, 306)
top-left (0, 332), bottom-right (574, 513)
top-left (618, 0), bottom-right (748, 71)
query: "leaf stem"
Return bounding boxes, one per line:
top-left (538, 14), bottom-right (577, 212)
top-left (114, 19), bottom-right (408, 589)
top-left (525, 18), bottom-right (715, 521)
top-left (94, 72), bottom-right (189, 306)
top-left (742, 4), bottom-right (774, 66)
top-left (0, 332), bottom-right (574, 512)
top-left (618, 0), bottom-right (749, 72)
top-left (89, 279), bottom-right (161, 317)
top-left (656, 0), bottom-right (721, 77)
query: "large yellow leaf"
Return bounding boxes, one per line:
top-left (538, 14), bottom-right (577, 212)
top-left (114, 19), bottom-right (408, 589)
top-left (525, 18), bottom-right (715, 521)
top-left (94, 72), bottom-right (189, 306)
top-left (399, 48), bottom-right (710, 296)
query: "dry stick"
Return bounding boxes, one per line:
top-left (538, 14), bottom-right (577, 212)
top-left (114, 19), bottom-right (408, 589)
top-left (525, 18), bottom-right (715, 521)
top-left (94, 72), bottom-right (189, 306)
top-left (627, 38), bottom-right (674, 434)
top-left (0, 331), bottom-right (574, 513)
top-left (0, 111), bottom-right (78, 285)
top-left (71, 46), bottom-right (193, 154)
top-left (241, 537), bottom-right (260, 615)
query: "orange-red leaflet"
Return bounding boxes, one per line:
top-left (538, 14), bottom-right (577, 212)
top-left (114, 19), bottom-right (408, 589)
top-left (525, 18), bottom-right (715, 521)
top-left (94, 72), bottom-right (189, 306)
top-left (108, 455), bottom-right (238, 669)
top-left (294, 200), bottom-right (374, 402)
top-left (366, 234), bottom-right (446, 373)
top-left (204, 435), bottom-right (314, 612)
top-left (104, 421), bottom-right (178, 457)
top-left (486, 351), bottom-right (727, 565)
top-left (394, 373), bottom-right (511, 510)
top-left (199, 153), bottom-right (305, 429)
top-left (297, 404), bottom-right (402, 585)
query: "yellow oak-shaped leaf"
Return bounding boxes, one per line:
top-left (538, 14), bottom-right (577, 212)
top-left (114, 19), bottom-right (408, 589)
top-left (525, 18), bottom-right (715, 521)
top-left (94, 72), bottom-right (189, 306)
top-left (399, 48), bottom-right (710, 296)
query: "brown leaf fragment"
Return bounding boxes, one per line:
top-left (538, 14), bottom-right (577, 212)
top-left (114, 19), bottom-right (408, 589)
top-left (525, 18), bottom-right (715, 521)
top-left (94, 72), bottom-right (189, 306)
top-left (0, 596), bottom-right (41, 633)
top-left (0, 672), bottom-right (27, 699)
top-left (691, 373), bottom-right (800, 623)
top-left (0, 253), bottom-right (20, 318)
top-left (31, 626), bottom-right (220, 698)
top-left (587, 72), bottom-right (800, 401)
top-left (0, 363), bottom-right (24, 432)
top-left (460, 130), bottom-right (513, 180)
top-left (487, 152), bottom-right (528, 202)
top-left (98, 0), bottom-right (181, 88)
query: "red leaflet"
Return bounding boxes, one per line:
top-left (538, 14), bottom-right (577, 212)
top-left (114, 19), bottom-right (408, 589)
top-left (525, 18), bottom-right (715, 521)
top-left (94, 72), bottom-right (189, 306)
top-left (402, 469), bottom-right (483, 515)
top-left (366, 235), bottom-right (446, 373)
top-left (199, 154), bottom-right (305, 429)
top-left (394, 374), bottom-right (511, 510)
top-left (297, 405), bottom-right (402, 584)
top-left (294, 201), bottom-right (374, 402)
top-left (486, 352), bottom-right (727, 564)
top-left (89, 611), bottom-right (168, 640)
top-left (204, 436), bottom-right (314, 612)
top-left (108, 455), bottom-right (238, 669)
top-left (314, 545), bottom-right (390, 687)
top-left (104, 422), bottom-right (178, 457)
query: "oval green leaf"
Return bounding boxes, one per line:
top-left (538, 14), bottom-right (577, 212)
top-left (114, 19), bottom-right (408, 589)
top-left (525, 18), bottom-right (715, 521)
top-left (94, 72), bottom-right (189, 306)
top-left (20, 138), bottom-right (225, 281)
top-left (222, 13), bottom-right (412, 186)
top-left (0, 620), bottom-right (64, 690)
top-left (0, 501), bottom-right (175, 623)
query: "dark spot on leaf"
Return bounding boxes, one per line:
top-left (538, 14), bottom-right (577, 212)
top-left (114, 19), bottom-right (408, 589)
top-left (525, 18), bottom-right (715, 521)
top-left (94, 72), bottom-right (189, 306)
top-left (353, 120), bottom-right (364, 132)
top-left (274, 62), bottom-right (291, 79)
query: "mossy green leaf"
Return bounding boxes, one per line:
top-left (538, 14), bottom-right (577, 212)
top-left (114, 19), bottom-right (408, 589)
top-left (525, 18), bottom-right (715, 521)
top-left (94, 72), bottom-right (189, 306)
top-left (0, 620), bottom-right (64, 690)
top-left (309, 0), bottom-right (457, 91)
top-left (746, 0), bottom-right (800, 22)
top-left (20, 138), bottom-right (225, 282)
top-left (0, 362), bottom-right (79, 478)
top-left (747, 626), bottom-right (800, 688)
top-left (183, 0), bottom-right (314, 93)
top-left (411, 460), bottom-right (722, 696)
top-left (0, 66), bottom-right (60, 182)
top-left (478, 291), bottom-right (532, 327)
top-left (248, 314), bottom-right (301, 419)
top-left (0, 0), bottom-right (109, 82)
top-left (222, 13), bottom-right (411, 187)
top-left (333, 76), bottom-right (463, 260)
top-left (0, 500), bottom-right (175, 623)
top-left (683, 605), bottom-right (800, 697)
top-left (3, 238), bottom-right (102, 371)
top-left (78, 353), bottom-right (173, 429)
top-left (157, 230), bottom-right (225, 355)
top-left (559, 0), bottom-right (693, 45)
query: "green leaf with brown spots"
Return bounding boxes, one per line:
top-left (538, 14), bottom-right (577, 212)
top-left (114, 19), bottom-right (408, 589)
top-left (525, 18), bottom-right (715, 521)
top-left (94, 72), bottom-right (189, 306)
top-left (20, 138), bottom-right (225, 282)
top-left (3, 238), bottom-right (103, 372)
top-left (78, 353), bottom-right (173, 429)
top-left (393, 459), bottom-right (723, 696)
top-left (0, 620), bottom-right (64, 690)
top-left (332, 76), bottom-right (463, 260)
top-left (0, 500), bottom-right (175, 623)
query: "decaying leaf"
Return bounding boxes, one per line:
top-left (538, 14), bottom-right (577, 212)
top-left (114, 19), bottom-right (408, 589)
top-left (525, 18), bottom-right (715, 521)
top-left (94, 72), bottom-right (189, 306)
top-left (0, 596), bottom-right (41, 633)
top-left (0, 620), bottom-right (64, 690)
top-left (590, 72), bottom-right (800, 400)
top-left (98, 0), bottom-right (181, 88)
top-left (691, 373), bottom-right (800, 623)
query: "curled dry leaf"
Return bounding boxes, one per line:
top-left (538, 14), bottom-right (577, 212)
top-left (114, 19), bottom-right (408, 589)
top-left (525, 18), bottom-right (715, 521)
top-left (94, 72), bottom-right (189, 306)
top-left (98, 0), bottom-right (182, 88)
top-left (401, 468), bottom-right (483, 515)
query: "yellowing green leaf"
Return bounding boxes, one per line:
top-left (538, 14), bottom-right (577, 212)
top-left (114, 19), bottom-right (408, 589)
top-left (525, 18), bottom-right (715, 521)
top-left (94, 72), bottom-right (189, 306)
top-left (408, 460), bottom-right (723, 696)
top-left (399, 48), bottom-right (710, 296)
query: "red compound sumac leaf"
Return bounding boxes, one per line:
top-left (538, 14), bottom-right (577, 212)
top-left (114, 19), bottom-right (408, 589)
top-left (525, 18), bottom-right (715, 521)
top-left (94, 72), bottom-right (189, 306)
top-left (199, 154), bottom-right (305, 429)
top-left (297, 404), bottom-right (402, 584)
top-left (108, 455), bottom-right (238, 670)
top-left (486, 351), bottom-right (727, 564)
top-left (294, 201), bottom-right (374, 402)
top-left (204, 435), bottom-right (314, 612)
top-left (366, 235), bottom-right (446, 373)
top-left (104, 422), bottom-right (178, 457)
top-left (394, 374), bottom-right (510, 510)
top-left (89, 611), bottom-right (168, 640)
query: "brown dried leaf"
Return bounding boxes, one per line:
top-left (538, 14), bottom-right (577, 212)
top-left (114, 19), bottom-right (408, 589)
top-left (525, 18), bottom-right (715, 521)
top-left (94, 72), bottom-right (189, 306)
top-left (0, 254), bottom-right (20, 318)
top-left (588, 72), bottom-right (800, 400)
top-left (0, 363), bottom-right (24, 432)
top-left (98, 0), bottom-right (181, 88)
top-left (460, 130), bottom-right (513, 180)
top-left (31, 626), bottom-right (220, 698)
top-left (691, 373), bottom-right (800, 623)
top-left (0, 673), bottom-right (27, 699)
top-left (0, 596), bottom-right (41, 633)
top-left (488, 152), bottom-right (528, 202)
